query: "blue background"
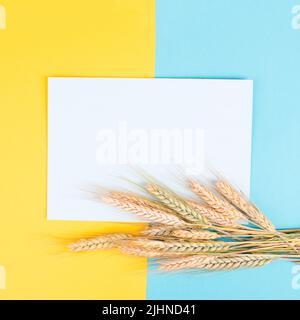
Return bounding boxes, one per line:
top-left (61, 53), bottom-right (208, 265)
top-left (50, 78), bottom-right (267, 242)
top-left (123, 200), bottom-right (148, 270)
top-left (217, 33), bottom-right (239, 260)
top-left (148, 0), bottom-right (300, 299)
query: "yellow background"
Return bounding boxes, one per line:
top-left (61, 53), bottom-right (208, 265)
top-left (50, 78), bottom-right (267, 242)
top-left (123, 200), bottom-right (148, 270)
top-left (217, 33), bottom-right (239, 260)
top-left (0, 0), bottom-right (155, 299)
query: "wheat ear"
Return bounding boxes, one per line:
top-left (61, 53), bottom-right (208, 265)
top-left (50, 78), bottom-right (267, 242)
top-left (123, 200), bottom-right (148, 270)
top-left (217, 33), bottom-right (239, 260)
top-left (159, 255), bottom-right (213, 271)
top-left (107, 192), bottom-right (176, 215)
top-left (198, 254), bottom-right (273, 271)
top-left (187, 200), bottom-right (239, 227)
top-left (172, 229), bottom-right (218, 240)
top-left (189, 180), bottom-right (244, 220)
top-left (142, 225), bottom-right (218, 240)
top-left (69, 234), bottom-right (131, 252)
top-left (145, 184), bottom-right (208, 225)
top-left (215, 180), bottom-right (275, 231)
top-left (120, 246), bottom-right (186, 258)
top-left (141, 226), bottom-right (175, 237)
top-left (102, 192), bottom-right (185, 226)
top-left (129, 239), bottom-right (233, 253)
top-left (160, 254), bottom-right (274, 271)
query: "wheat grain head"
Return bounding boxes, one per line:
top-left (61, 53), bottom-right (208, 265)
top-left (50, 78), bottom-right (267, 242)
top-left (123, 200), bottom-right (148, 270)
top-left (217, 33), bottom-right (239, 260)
top-left (172, 229), bottom-right (218, 240)
top-left (145, 183), bottom-right (209, 225)
top-left (69, 234), bottom-right (131, 252)
top-left (187, 200), bottom-right (239, 227)
top-left (189, 179), bottom-right (244, 220)
top-left (128, 239), bottom-right (233, 253)
top-left (160, 254), bottom-right (274, 271)
top-left (102, 192), bottom-right (185, 226)
top-left (215, 180), bottom-right (275, 231)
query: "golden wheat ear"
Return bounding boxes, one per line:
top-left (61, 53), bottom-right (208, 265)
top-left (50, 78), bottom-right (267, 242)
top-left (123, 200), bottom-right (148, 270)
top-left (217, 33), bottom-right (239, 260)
top-left (102, 191), bottom-right (186, 226)
top-left (127, 238), bottom-right (234, 253)
top-left (215, 180), bottom-right (275, 232)
top-left (171, 229), bottom-right (219, 240)
top-left (187, 199), bottom-right (239, 227)
top-left (159, 254), bottom-right (274, 272)
top-left (141, 225), bottom-right (176, 237)
top-left (159, 255), bottom-right (213, 271)
top-left (145, 183), bottom-right (209, 225)
top-left (188, 179), bottom-right (244, 221)
top-left (69, 234), bottom-right (131, 252)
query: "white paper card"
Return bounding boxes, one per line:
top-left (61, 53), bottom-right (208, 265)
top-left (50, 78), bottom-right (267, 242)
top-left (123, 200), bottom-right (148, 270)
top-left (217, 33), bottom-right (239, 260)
top-left (47, 78), bottom-right (253, 221)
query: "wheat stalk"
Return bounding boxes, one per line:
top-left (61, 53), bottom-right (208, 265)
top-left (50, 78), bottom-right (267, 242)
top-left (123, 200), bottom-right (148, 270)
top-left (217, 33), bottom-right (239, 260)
top-left (159, 255), bottom-right (213, 271)
top-left (120, 246), bottom-right (164, 257)
top-left (128, 239), bottom-right (233, 253)
top-left (187, 200), bottom-right (239, 227)
top-left (102, 192), bottom-right (185, 226)
top-left (172, 229), bottom-right (218, 240)
top-left (160, 254), bottom-right (274, 271)
top-left (141, 226), bottom-right (175, 237)
top-left (120, 246), bottom-right (186, 258)
top-left (215, 180), bottom-right (275, 231)
top-left (197, 254), bottom-right (273, 271)
top-left (107, 191), bottom-right (176, 215)
top-left (69, 172), bottom-right (300, 274)
top-left (189, 179), bottom-right (244, 221)
top-left (69, 234), bottom-right (131, 252)
top-left (145, 184), bottom-right (209, 225)
top-left (142, 226), bottom-right (218, 240)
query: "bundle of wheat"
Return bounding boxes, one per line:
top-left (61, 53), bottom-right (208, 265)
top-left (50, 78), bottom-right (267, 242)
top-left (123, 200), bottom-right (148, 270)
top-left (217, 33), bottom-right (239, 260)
top-left (69, 177), bottom-right (300, 272)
